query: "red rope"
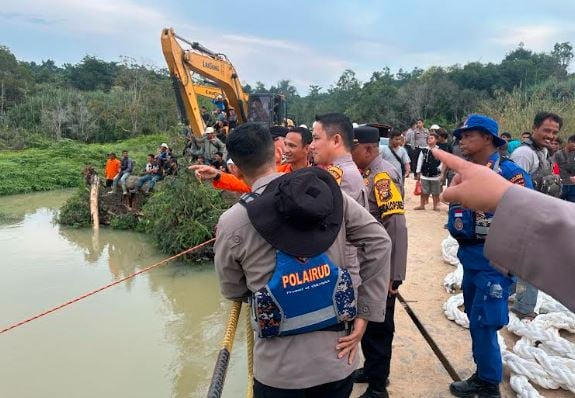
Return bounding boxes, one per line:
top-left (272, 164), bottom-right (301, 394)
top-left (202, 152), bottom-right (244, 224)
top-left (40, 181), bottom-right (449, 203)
top-left (0, 238), bottom-right (216, 335)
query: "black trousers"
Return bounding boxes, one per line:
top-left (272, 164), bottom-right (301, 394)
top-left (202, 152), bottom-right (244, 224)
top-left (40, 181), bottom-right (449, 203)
top-left (253, 375), bottom-right (353, 398)
top-left (361, 293), bottom-right (397, 392)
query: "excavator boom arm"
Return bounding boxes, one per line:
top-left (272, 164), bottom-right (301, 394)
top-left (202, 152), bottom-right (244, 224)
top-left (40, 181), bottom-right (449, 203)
top-left (161, 28), bottom-right (249, 137)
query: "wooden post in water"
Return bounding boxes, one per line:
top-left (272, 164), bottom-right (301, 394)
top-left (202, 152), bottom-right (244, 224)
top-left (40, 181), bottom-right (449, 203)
top-left (90, 173), bottom-right (99, 230)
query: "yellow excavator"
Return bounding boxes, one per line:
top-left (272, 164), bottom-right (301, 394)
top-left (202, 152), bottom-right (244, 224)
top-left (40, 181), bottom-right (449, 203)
top-left (161, 28), bottom-right (289, 137)
top-left (192, 82), bottom-right (225, 101)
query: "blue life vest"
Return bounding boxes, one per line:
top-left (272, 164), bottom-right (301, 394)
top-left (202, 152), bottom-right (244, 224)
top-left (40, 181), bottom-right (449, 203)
top-left (447, 152), bottom-right (532, 270)
top-left (240, 193), bottom-right (356, 338)
top-left (251, 251), bottom-right (356, 338)
top-left (447, 155), bottom-right (502, 245)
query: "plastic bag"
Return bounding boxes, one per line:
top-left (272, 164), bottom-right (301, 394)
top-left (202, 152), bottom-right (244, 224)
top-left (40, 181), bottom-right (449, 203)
top-left (414, 180), bottom-right (422, 196)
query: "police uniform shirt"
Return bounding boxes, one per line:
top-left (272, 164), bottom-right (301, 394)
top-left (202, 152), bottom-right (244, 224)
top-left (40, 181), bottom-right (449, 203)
top-left (363, 155), bottom-right (408, 282)
top-left (406, 127), bottom-right (429, 148)
top-left (327, 153), bottom-right (369, 288)
top-left (328, 153), bottom-right (368, 208)
top-left (214, 172), bottom-right (391, 389)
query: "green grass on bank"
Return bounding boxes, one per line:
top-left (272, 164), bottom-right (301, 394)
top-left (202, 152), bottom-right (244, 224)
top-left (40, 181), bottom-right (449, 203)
top-left (0, 133), bottom-right (174, 196)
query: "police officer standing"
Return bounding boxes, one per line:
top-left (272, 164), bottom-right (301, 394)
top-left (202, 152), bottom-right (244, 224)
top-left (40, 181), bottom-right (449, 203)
top-left (405, 118), bottom-right (428, 176)
top-left (215, 122), bottom-right (392, 398)
top-left (311, 113), bottom-right (367, 207)
top-left (310, 113), bottom-right (368, 287)
top-left (350, 126), bottom-right (408, 398)
top-left (447, 115), bottom-right (533, 398)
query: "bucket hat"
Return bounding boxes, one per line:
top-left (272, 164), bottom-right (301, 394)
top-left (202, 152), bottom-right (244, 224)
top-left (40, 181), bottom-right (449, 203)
top-left (243, 167), bottom-right (343, 257)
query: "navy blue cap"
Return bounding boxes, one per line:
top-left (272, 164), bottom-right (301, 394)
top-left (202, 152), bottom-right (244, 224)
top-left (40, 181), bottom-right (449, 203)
top-left (353, 126), bottom-right (380, 144)
top-left (454, 114), bottom-right (506, 147)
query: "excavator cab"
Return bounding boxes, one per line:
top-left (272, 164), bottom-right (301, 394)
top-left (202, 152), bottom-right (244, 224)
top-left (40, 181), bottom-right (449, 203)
top-left (247, 93), bottom-right (288, 127)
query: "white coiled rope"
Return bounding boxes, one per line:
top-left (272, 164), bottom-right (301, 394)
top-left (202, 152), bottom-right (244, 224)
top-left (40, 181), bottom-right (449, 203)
top-left (440, 237), bottom-right (575, 397)
top-left (442, 236), bottom-right (463, 293)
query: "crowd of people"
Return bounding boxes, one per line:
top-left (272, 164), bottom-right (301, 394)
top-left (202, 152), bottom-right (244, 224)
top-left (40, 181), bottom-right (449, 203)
top-left (184, 94), bottom-right (237, 168)
top-left (104, 142), bottom-right (178, 195)
top-left (400, 116), bottom-right (575, 205)
top-left (101, 94), bottom-right (574, 397)
top-left (185, 108), bottom-right (574, 398)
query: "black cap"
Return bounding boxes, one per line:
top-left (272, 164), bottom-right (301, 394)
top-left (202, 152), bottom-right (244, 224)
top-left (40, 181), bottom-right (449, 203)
top-left (353, 126), bottom-right (380, 144)
top-left (270, 126), bottom-right (289, 138)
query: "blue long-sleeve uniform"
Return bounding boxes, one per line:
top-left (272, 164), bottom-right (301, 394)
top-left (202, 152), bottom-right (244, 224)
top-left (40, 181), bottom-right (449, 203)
top-left (448, 152), bottom-right (532, 384)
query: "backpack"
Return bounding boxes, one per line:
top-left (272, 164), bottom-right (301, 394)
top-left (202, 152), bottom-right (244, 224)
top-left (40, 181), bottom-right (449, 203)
top-left (522, 140), bottom-right (561, 197)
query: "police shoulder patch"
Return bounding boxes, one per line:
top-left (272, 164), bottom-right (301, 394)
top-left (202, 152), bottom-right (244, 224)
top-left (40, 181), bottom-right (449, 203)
top-left (374, 173), bottom-right (392, 202)
top-left (373, 171), bottom-right (405, 217)
top-left (509, 173), bottom-right (525, 186)
top-left (327, 165), bottom-right (343, 185)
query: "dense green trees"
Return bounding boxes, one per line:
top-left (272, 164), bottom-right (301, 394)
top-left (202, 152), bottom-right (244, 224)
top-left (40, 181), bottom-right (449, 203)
top-left (276, 42), bottom-right (575, 131)
top-left (0, 48), bottom-right (178, 148)
top-left (0, 40), bottom-right (573, 150)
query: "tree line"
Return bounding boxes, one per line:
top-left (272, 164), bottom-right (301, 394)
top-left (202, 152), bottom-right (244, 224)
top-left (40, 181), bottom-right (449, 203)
top-left (0, 41), bottom-right (573, 149)
top-left (0, 50), bottom-right (177, 148)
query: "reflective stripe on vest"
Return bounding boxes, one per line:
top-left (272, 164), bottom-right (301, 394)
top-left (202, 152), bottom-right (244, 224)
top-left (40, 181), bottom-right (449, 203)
top-left (251, 251), bottom-right (356, 338)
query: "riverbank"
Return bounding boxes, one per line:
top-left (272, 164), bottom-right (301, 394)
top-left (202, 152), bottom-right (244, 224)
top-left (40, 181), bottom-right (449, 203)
top-left (0, 133), bottom-right (172, 196)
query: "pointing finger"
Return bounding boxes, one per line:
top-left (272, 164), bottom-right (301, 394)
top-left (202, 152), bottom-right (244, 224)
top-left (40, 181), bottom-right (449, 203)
top-left (441, 184), bottom-right (464, 204)
top-left (431, 149), bottom-right (470, 175)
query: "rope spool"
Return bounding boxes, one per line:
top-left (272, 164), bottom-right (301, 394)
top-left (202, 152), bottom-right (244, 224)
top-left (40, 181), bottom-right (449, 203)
top-left (443, 293), bottom-right (469, 328)
top-left (440, 236), bottom-right (575, 397)
top-left (441, 236), bottom-right (463, 293)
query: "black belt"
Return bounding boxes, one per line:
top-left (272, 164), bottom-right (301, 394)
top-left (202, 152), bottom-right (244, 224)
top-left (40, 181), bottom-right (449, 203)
top-left (456, 238), bottom-right (485, 246)
top-left (321, 321), bottom-right (352, 333)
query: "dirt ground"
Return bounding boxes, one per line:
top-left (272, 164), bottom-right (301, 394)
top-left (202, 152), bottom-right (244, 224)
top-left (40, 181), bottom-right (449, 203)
top-left (351, 178), bottom-right (572, 398)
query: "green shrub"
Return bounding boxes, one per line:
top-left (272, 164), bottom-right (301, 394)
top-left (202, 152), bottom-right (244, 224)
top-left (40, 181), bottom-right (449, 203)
top-left (139, 173), bottom-right (228, 260)
top-left (110, 213), bottom-right (140, 230)
top-left (56, 170), bottom-right (228, 262)
top-left (56, 186), bottom-right (93, 228)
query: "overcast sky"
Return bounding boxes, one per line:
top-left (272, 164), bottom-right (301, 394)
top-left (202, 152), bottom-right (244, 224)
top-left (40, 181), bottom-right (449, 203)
top-left (2, 0), bottom-right (575, 94)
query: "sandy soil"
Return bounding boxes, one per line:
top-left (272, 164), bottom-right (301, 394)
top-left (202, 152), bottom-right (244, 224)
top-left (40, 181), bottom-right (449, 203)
top-left (351, 178), bottom-right (572, 398)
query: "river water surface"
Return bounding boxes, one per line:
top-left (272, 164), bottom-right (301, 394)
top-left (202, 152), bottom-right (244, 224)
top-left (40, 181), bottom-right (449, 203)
top-left (0, 190), bottom-right (247, 398)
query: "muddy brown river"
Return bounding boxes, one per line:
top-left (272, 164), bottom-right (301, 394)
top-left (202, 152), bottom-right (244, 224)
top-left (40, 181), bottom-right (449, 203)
top-left (0, 190), bottom-right (247, 398)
